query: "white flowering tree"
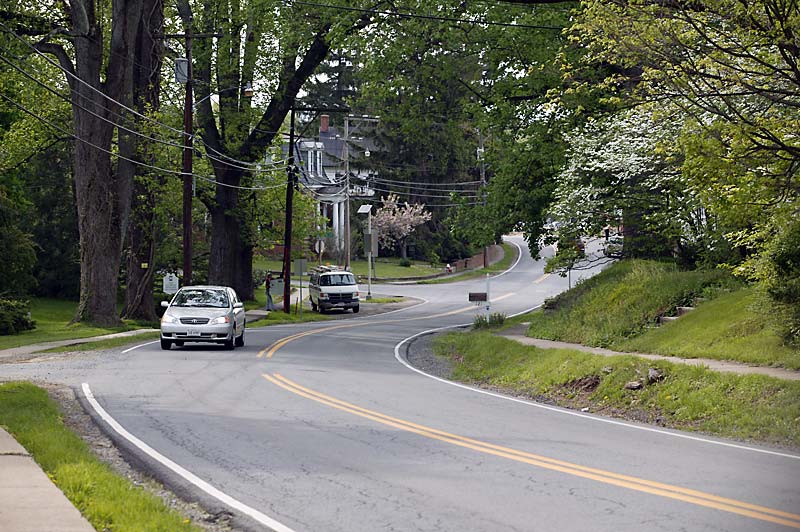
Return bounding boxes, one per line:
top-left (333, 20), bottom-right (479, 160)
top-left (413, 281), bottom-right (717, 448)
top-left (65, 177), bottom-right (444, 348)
top-left (371, 194), bottom-right (432, 259)
top-left (548, 106), bottom-right (718, 268)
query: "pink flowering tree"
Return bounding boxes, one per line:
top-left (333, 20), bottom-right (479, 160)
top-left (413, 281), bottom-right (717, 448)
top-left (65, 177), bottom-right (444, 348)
top-left (371, 194), bottom-right (432, 259)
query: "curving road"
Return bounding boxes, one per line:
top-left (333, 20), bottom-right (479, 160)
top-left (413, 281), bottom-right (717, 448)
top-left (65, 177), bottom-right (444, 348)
top-left (2, 235), bottom-right (799, 532)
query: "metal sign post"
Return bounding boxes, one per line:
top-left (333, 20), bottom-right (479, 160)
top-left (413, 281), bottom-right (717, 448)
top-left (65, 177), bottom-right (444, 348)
top-left (358, 204), bottom-right (374, 299)
top-left (294, 259), bottom-right (307, 317)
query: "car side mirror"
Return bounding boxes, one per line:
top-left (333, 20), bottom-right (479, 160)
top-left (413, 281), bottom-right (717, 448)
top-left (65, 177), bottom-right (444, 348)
top-left (161, 301), bottom-right (169, 308)
top-left (233, 302), bottom-right (244, 309)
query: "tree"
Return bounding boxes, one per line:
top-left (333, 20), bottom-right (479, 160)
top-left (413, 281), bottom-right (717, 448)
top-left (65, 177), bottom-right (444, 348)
top-left (182, 0), bottom-right (374, 300)
top-left (6, 0), bottom-right (151, 325)
top-left (371, 194), bottom-right (432, 258)
top-left (121, 0), bottom-right (164, 322)
top-left (568, 0), bottom-right (799, 275)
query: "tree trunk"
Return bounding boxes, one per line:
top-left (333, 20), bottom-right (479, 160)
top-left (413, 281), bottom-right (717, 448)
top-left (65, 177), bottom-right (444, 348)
top-left (47, 0), bottom-right (144, 326)
top-left (122, 0), bottom-right (163, 321)
top-left (122, 182), bottom-right (158, 321)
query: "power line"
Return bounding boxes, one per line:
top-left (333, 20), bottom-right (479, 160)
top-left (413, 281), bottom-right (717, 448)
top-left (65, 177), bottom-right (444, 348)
top-left (0, 21), bottom-right (289, 173)
top-left (287, 0), bottom-right (564, 30)
top-left (0, 92), bottom-right (287, 191)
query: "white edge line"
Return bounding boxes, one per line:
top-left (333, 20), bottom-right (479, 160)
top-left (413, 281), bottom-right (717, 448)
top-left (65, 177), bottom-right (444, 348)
top-left (80, 382), bottom-right (297, 532)
top-left (122, 340), bottom-right (159, 353)
top-left (392, 325), bottom-right (800, 462)
top-left (491, 238), bottom-right (523, 279)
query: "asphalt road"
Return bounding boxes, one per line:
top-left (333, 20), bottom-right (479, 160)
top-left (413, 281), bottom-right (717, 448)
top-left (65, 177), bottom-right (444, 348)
top-left (2, 235), bottom-right (799, 532)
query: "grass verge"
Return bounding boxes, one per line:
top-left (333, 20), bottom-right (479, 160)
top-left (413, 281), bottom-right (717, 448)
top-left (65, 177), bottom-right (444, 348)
top-left (39, 332), bottom-right (162, 353)
top-left (0, 381), bottom-right (200, 531)
top-left (434, 332), bottom-right (800, 449)
top-left (0, 299), bottom-right (151, 351)
top-left (363, 297), bottom-right (405, 304)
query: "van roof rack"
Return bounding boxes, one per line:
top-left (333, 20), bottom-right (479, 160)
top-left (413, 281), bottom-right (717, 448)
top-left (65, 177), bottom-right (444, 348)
top-left (311, 264), bottom-right (346, 273)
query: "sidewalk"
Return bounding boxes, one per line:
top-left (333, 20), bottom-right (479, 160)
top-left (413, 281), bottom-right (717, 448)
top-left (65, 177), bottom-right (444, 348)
top-left (497, 326), bottom-right (800, 381)
top-left (0, 428), bottom-right (94, 532)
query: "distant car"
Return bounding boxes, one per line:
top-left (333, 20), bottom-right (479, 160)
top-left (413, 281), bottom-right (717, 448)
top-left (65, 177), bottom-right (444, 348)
top-left (160, 285), bottom-right (245, 350)
top-left (308, 268), bottom-right (360, 313)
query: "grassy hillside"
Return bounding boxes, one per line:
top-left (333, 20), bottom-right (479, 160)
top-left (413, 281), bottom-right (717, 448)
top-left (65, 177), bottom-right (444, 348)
top-left (619, 288), bottom-right (800, 369)
top-left (527, 260), bottom-right (739, 347)
top-left (524, 260), bottom-right (800, 369)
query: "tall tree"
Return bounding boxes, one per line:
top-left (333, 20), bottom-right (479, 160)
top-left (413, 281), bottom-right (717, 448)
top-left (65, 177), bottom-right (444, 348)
top-left (122, 0), bottom-right (164, 321)
top-left (7, 0), bottom-right (150, 325)
top-left (182, 0), bottom-right (374, 300)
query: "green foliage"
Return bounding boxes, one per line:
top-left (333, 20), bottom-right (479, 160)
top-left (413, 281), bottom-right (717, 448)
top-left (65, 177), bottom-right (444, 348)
top-left (0, 298), bottom-right (35, 335)
top-left (472, 312), bottom-right (506, 330)
top-left (764, 218), bottom-right (800, 344)
top-left (0, 382), bottom-right (200, 531)
top-left (398, 258), bottom-right (411, 267)
top-left (434, 332), bottom-right (800, 447)
top-left (0, 188), bottom-right (36, 295)
top-left (528, 260), bottom-right (740, 347)
top-left (564, 0), bottom-right (799, 285)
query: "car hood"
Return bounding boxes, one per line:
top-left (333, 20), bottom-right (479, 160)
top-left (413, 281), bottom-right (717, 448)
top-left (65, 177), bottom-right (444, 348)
top-left (165, 307), bottom-right (231, 319)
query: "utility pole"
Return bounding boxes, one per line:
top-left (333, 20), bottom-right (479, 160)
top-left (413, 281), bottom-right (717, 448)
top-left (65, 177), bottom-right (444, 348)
top-left (343, 116), bottom-right (350, 269)
top-left (343, 115), bottom-right (379, 270)
top-left (281, 106), bottom-right (351, 313)
top-left (181, 26), bottom-right (193, 286)
top-left (282, 108), bottom-right (296, 313)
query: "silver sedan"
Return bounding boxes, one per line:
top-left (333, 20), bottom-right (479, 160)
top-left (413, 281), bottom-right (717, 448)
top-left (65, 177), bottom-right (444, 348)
top-left (160, 285), bottom-right (246, 350)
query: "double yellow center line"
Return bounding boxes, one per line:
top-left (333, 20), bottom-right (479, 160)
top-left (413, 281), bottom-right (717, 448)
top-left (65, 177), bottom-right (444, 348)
top-left (264, 373), bottom-right (800, 529)
top-left (257, 293), bottom-right (515, 359)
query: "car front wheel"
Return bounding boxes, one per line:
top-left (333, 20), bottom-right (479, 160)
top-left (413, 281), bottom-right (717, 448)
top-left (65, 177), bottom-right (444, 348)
top-left (160, 339), bottom-right (172, 350)
top-left (235, 326), bottom-right (245, 347)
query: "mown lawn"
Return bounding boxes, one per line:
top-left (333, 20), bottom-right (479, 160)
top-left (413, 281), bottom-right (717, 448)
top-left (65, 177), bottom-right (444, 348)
top-left (0, 299), bottom-right (149, 351)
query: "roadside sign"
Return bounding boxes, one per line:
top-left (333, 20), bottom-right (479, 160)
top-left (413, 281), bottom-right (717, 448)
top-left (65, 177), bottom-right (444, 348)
top-left (315, 240), bottom-right (325, 254)
top-left (163, 273), bottom-right (179, 294)
top-left (294, 259), bottom-right (307, 277)
top-left (468, 292), bottom-right (487, 302)
top-left (270, 279), bottom-right (284, 293)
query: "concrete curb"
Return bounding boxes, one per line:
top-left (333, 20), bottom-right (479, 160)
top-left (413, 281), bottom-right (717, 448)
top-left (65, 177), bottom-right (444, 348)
top-left (0, 427), bottom-right (95, 532)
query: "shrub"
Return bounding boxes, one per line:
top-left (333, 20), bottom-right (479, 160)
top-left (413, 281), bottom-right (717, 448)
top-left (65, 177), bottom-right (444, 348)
top-left (398, 258), bottom-right (412, 267)
top-left (0, 298), bottom-right (36, 335)
top-left (473, 312), bottom-right (507, 330)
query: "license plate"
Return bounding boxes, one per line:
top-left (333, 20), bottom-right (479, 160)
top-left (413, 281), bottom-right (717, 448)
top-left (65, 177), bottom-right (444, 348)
top-left (188, 329), bottom-right (200, 336)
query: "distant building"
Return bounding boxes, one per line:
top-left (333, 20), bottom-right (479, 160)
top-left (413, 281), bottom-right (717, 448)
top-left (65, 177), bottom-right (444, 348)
top-left (286, 114), bottom-right (376, 253)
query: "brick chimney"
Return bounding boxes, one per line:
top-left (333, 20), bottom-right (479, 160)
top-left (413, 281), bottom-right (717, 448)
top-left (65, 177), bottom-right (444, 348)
top-left (320, 114), bottom-right (329, 133)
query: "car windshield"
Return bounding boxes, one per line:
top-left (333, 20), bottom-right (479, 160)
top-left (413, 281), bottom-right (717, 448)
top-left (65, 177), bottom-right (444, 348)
top-left (320, 274), bottom-right (356, 286)
top-left (171, 289), bottom-right (229, 308)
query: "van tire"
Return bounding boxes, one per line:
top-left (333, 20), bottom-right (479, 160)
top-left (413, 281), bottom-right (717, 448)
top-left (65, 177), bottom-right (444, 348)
top-left (352, 305), bottom-right (360, 313)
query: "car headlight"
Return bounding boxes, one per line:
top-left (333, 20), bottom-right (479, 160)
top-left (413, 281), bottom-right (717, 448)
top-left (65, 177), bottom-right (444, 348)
top-left (353, 292), bottom-right (360, 299)
top-left (210, 315), bottom-right (231, 325)
top-left (319, 292), bottom-right (329, 300)
top-left (161, 314), bottom-right (178, 324)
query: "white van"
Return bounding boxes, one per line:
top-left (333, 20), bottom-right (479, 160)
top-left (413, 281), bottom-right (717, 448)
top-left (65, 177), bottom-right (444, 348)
top-left (308, 268), bottom-right (360, 313)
